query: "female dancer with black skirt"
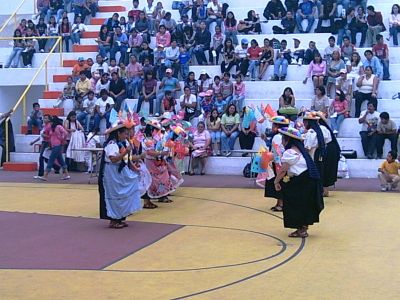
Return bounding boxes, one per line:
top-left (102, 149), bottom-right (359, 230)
top-left (264, 116), bottom-right (289, 212)
top-left (316, 112), bottom-right (341, 197)
top-left (274, 127), bottom-right (324, 238)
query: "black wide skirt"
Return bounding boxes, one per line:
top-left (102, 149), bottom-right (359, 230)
top-left (264, 163), bottom-right (282, 200)
top-left (323, 141), bottom-right (340, 187)
top-left (281, 171), bottom-right (324, 229)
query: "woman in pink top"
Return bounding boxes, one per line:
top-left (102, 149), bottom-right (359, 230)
top-left (155, 25), bottom-right (171, 47)
top-left (40, 116), bottom-right (70, 181)
top-left (189, 121), bottom-right (211, 175)
top-left (329, 90), bottom-right (349, 134)
top-left (231, 74), bottom-right (246, 112)
top-left (303, 52), bottom-right (327, 88)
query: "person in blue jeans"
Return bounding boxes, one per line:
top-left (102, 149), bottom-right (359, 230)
top-left (4, 29), bottom-right (24, 68)
top-left (178, 46), bottom-right (191, 81)
top-left (94, 89), bottom-right (115, 130)
top-left (156, 69), bottom-right (181, 114)
top-left (110, 26), bottom-right (129, 65)
top-left (27, 103), bottom-right (43, 135)
top-left (220, 104), bottom-right (240, 156)
top-left (296, 0), bottom-right (316, 33)
top-left (193, 21), bottom-right (211, 65)
top-left (273, 40), bottom-right (291, 81)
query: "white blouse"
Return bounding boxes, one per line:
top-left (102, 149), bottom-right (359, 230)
top-left (304, 129), bottom-right (318, 159)
top-left (104, 141), bottom-right (120, 163)
top-left (271, 133), bottom-right (284, 153)
top-left (282, 149), bottom-right (307, 176)
top-left (320, 125), bottom-right (332, 144)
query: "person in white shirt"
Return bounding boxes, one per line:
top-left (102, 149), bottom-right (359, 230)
top-left (206, 0), bottom-right (222, 30)
top-left (358, 102), bottom-right (380, 159)
top-left (95, 73), bottom-right (110, 96)
top-left (234, 38), bottom-right (250, 77)
top-left (94, 89), bottom-right (115, 130)
top-left (78, 91), bottom-right (97, 132)
top-left (143, 0), bottom-right (157, 34)
top-left (165, 40), bottom-right (180, 76)
top-left (388, 4), bottom-right (400, 46)
top-left (71, 15), bottom-right (87, 45)
top-left (91, 54), bottom-right (109, 76)
top-left (323, 36), bottom-right (340, 64)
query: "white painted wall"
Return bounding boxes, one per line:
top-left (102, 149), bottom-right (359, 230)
top-left (0, 1), bottom-right (35, 15)
top-left (0, 85), bottom-right (44, 134)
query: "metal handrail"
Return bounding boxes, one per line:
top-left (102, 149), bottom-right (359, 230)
top-left (4, 36), bottom-right (63, 162)
top-left (0, 0), bottom-right (32, 34)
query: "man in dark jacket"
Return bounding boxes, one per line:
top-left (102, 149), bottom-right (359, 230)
top-left (193, 21), bottom-right (211, 65)
top-left (272, 11), bottom-right (296, 34)
top-left (263, 0), bottom-right (286, 20)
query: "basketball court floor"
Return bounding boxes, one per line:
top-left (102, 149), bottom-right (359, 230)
top-left (0, 179), bottom-right (399, 299)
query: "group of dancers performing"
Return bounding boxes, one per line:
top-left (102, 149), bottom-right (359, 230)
top-left (264, 112), bottom-right (340, 238)
top-left (98, 108), bottom-right (340, 237)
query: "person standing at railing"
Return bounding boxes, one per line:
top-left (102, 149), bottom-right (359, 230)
top-left (4, 29), bottom-right (24, 68)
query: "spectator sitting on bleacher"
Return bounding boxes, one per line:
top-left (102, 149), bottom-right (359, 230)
top-left (55, 76), bottom-right (75, 108)
top-left (303, 52), bottom-right (326, 88)
top-left (4, 29), bottom-right (24, 68)
top-left (47, 16), bottom-right (59, 50)
top-left (272, 10), bottom-right (296, 34)
top-left (323, 36), bottom-right (340, 63)
top-left (76, 70), bottom-right (91, 98)
top-left (128, 0), bottom-right (141, 22)
top-left (234, 38), bottom-right (250, 77)
top-left (237, 10), bottom-right (262, 35)
top-left (165, 40), bottom-right (180, 76)
top-left (359, 102), bottom-right (380, 159)
top-left (72, 56), bottom-right (88, 81)
top-left (126, 55), bottom-right (143, 98)
top-left (119, 16), bottom-right (128, 34)
top-left (326, 50), bottom-right (345, 97)
top-left (337, 8), bottom-right (355, 46)
top-left (221, 104), bottom-right (240, 157)
top-left (73, 94), bottom-right (84, 116)
top-left (285, 0), bottom-right (299, 14)
top-left (239, 106), bottom-right (257, 156)
top-left (315, 0), bottom-right (336, 33)
top-left (350, 6), bottom-right (367, 47)
top-left (17, 19), bottom-right (28, 35)
top-left (47, 0), bottom-right (64, 23)
top-left (160, 12), bottom-right (177, 33)
top-left (263, 0), bottom-right (286, 20)
top-left (363, 50), bottom-right (383, 80)
top-left (87, 0), bottom-right (98, 18)
top-left (292, 38), bottom-right (305, 65)
top-left (174, 14), bottom-right (194, 44)
top-left (78, 90), bottom-right (96, 132)
top-left (388, 4), bottom-right (400, 46)
top-left (258, 38), bottom-right (274, 80)
top-left (72, 0), bottom-right (89, 23)
top-left (94, 89), bottom-right (114, 130)
top-left (27, 103), bottom-right (43, 135)
top-left (278, 87), bottom-right (297, 121)
top-left (59, 16), bottom-right (71, 52)
top-left (273, 39), bottom-right (291, 81)
top-left (378, 151), bottom-right (400, 191)
top-left (110, 26), bottom-right (128, 65)
top-left (247, 39), bottom-right (262, 81)
top-left (376, 112), bottom-right (398, 159)
top-left (193, 21), bottom-right (211, 65)
top-left (156, 69), bottom-right (181, 115)
top-left (179, 86), bottom-right (197, 121)
top-left (372, 34), bottom-right (390, 81)
top-left (209, 25), bottom-right (224, 65)
top-left (304, 41), bottom-right (319, 64)
top-left (179, 0), bottom-right (193, 18)
top-left (355, 66), bottom-right (379, 117)
top-left (224, 12), bottom-right (239, 46)
top-left (179, 46), bottom-right (191, 80)
top-left (329, 90), bottom-right (349, 135)
top-left (91, 54), bottom-right (108, 76)
top-left (214, 93), bottom-right (227, 115)
top-left (108, 59), bottom-right (120, 74)
top-left (366, 5), bottom-right (386, 47)
top-left (311, 86), bottom-right (330, 115)
top-left (221, 38), bottom-right (236, 74)
top-left (185, 71), bottom-right (199, 96)
top-left (136, 11), bottom-right (151, 42)
top-left (346, 51), bottom-right (364, 92)
top-left (143, 0), bottom-right (157, 34)
top-left (336, 69), bottom-right (353, 104)
top-left (71, 15), bottom-right (87, 45)
top-left (156, 25), bottom-right (171, 48)
top-left (95, 73), bottom-right (110, 96)
top-left (296, 0), bottom-right (316, 33)
top-left (340, 36), bottom-right (356, 62)
top-left (34, 0), bottom-right (49, 21)
top-left (104, 13), bottom-right (119, 31)
top-left (137, 71), bottom-right (157, 115)
top-left (36, 18), bottom-right (48, 52)
top-left (139, 41), bottom-right (154, 65)
top-left (21, 28), bottom-right (37, 68)
top-left (161, 90), bottom-right (177, 115)
top-left (89, 71), bottom-right (100, 92)
top-left (109, 72), bottom-right (127, 111)
top-left (232, 75), bottom-right (245, 112)
top-left (96, 25), bottom-right (112, 60)
top-left (207, 108), bottom-right (222, 156)
top-left (220, 72), bottom-right (233, 105)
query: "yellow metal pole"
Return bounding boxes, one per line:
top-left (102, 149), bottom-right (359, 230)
top-left (59, 37), bottom-right (63, 66)
top-left (45, 61), bottom-right (48, 91)
top-left (22, 95), bottom-right (26, 125)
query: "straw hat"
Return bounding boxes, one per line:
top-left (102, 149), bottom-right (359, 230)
top-left (315, 111), bottom-right (327, 123)
top-left (105, 119), bottom-right (137, 134)
top-left (278, 127), bottom-right (304, 140)
top-left (270, 115), bottom-right (289, 125)
top-left (303, 111), bottom-right (320, 120)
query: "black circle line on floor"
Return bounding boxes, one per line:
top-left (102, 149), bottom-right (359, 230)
top-left (102, 225), bottom-right (287, 273)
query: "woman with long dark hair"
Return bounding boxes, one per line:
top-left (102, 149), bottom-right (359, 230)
top-left (273, 127), bottom-right (324, 238)
top-left (224, 11), bottom-right (238, 45)
top-left (4, 29), bottom-right (24, 68)
top-left (99, 123), bottom-right (144, 228)
top-left (316, 112), bottom-right (341, 197)
top-left (220, 38), bottom-right (236, 74)
top-left (59, 16), bottom-right (71, 52)
top-left (264, 116), bottom-right (289, 212)
top-left (303, 112), bottom-right (328, 189)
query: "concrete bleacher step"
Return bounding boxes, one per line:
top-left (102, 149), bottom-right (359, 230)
top-left (339, 118), bottom-right (400, 138)
top-left (98, 5), bottom-right (126, 12)
top-left (90, 18), bottom-right (106, 25)
top-left (82, 31), bottom-right (99, 39)
top-left (72, 45), bottom-right (99, 52)
top-left (53, 74), bottom-right (70, 82)
top-left (20, 126), bottom-right (39, 135)
top-left (15, 134), bottom-right (40, 153)
top-left (43, 91), bottom-right (62, 99)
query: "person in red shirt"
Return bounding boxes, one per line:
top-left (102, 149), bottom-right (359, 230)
top-left (161, 91), bottom-right (177, 114)
top-left (372, 34), bottom-right (390, 80)
top-left (128, 0), bottom-right (141, 22)
top-left (247, 39), bottom-right (262, 81)
top-left (366, 5), bottom-right (386, 47)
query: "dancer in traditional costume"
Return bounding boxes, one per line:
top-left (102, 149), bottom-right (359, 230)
top-left (303, 112), bottom-right (327, 186)
top-left (274, 127), bottom-right (324, 238)
top-left (316, 112), bottom-right (341, 197)
top-left (99, 118), bottom-right (145, 229)
top-left (143, 120), bottom-right (176, 202)
top-left (264, 116), bottom-right (289, 212)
